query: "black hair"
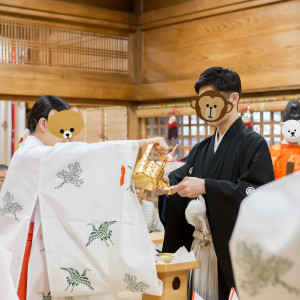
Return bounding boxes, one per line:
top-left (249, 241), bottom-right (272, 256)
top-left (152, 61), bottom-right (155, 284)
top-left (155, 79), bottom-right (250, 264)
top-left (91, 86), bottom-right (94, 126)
top-left (194, 67), bottom-right (241, 99)
top-left (27, 95), bottom-right (70, 133)
top-left (0, 164), bottom-right (8, 170)
top-left (283, 100), bottom-right (300, 122)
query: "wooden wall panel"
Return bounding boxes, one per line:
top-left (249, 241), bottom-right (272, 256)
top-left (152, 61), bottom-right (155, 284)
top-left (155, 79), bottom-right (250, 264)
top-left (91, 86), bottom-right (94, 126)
top-left (72, 108), bottom-right (128, 142)
top-left (141, 0), bottom-right (300, 99)
top-left (107, 108), bottom-right (128, 140)
top-left (0, 64), bottom-right (137, 103)
top-left (0, 0), bottom-right (137, 33)
top-left (140, 0), bottom-right (253, 28)
top-left (59, 0), bottom-right (134, 13)
top-left (73, 107), bottom-right (127, 143)
top-left (142, 0), bottom-right (190, 12)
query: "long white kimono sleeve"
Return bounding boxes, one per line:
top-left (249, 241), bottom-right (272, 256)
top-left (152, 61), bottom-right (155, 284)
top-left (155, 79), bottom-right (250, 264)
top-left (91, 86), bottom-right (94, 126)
top-left (0, 138), bottom-right (161, 300)
top-left (0, 247), bottom-right (19, 300)
top-left (0, 137), bottom-right (48, 288)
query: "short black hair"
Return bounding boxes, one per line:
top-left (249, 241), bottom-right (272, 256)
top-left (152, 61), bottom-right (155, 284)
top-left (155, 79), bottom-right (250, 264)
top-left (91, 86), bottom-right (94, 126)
top-left (27, 95), bottom-right (70, 133)
top-left (0, 164), bottom-right (8, 170)
top-left (194, 67), bottom-right (241, 99)
top-left (283, 100), bottom-right (300, 122)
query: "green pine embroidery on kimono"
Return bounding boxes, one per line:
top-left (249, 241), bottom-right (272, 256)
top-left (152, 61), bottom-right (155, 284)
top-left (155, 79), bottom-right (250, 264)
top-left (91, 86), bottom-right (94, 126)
top-left (236, 241), bottom-right (300, 296)
top-left (123, 273), bottom-right (149, 293)
top-left (40, 291), bottom-right (52, 300)
top-left (60, 268), bottom-right (94, 292)
top-left (86, 221), bottom-right (117, 247)
top-left (64, 297), bottom-right (75, 300)
top-left (55, 162), bottom-right (84, 189)
top-left (0, 191), bottom-right (23, 222)
top-left (126, 166), bottom-right (135, 194)
top-left (126, 180), bottom-right (135, 194)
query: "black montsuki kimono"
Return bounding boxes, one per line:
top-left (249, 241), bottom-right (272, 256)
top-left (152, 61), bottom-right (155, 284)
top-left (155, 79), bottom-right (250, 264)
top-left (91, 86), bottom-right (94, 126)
top-left (158, 117), bottom-right (274, 300)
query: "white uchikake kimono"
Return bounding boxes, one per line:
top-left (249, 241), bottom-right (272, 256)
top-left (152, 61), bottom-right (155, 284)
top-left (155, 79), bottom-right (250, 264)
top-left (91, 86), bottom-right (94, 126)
top-left (230, 171), bottom-right (300, 300)
top-left (0, 247), bottom-right (19, 300)
top-left (0, 136), bottom-right (162, 300)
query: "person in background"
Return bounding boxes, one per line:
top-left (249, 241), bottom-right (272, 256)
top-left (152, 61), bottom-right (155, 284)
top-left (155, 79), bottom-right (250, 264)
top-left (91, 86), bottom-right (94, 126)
top-left (269, 100), bottom-right (300, 179)
top-left (135, 186), bottom-right (164, 233)
top-left (0, 164), bottom-right (8, 193)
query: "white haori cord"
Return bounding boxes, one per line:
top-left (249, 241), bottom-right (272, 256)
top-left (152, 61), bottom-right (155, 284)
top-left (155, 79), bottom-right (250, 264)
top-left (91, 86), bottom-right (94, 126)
top-left (185, 196), bottom-right (218, 300)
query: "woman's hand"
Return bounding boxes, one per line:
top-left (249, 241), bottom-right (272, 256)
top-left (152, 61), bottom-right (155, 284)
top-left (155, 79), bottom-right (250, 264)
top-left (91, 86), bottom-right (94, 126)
top-left (151, 137), bottom-right (169, 157)
top-left (138, 137), bottom-right (169, 157)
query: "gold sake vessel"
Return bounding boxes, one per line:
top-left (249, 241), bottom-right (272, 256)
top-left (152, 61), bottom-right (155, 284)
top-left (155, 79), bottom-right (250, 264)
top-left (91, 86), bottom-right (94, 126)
top-left (156, 253), bottom-right (176, 264)
top-left (132, 143), bottom-right (176, 195)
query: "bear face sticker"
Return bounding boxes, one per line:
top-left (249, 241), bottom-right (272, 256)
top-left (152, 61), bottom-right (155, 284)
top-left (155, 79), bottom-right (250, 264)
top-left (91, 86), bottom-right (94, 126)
top-left (190, 90), bottom-right (233, 123)
top-left (47, 107), bottom-right (84, 140)
top-left (280, 120), bottom-right (300, 144)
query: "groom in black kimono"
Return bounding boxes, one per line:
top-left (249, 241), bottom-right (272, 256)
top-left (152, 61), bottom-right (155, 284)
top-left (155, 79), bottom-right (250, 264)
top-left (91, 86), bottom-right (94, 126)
top-left (156, 67), bottom-right (274, 299)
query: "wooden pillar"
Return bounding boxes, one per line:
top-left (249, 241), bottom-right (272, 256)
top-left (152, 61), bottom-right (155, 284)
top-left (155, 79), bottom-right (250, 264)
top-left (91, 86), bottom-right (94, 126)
top-left (127, 106), bottom-right (141, 140)
top-left (141, 118), bottom-right (146, 139)
top-left (128, 25), bottom-right (143, 84)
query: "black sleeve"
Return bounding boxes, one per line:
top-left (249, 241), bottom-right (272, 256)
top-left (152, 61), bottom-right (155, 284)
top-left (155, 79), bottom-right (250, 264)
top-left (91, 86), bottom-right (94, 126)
top-left (161, 193), bottom-right (195, 253)
top-left (158, 155), bottom-right (190, 224)
top-left (168, 148), bottom-right (196, 185)
top-left (168, 161), bottom-right (188, 185)
top-left (205, 142), bottom-right (274, 236)
top-left (158, 146), bottom-right (202, 252)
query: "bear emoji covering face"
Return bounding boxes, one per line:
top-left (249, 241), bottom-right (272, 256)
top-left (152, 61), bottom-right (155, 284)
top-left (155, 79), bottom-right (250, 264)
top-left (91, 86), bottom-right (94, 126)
top-left (269, 119), bottom-right (300, 180)
top-left (280, 120), bottom-right (300, 144)
top-left (47, 107), bottom-right (84, 140)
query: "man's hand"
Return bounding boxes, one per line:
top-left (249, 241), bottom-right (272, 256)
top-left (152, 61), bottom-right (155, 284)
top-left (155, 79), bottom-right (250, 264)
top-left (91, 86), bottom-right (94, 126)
top-left (172, 177), bottom-right (205, 198)
top-left (154, 176), bottom-right (169, 196)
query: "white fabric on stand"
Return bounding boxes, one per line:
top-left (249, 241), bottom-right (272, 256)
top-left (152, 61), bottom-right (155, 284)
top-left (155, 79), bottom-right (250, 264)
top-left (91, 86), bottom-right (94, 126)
top-left (0, 137), bottom-right (162, 300)
top-left (15, 102), bottom-right (26, 143)
top-left (0, 247), bottom-right (19, 300)
top-left (192, 291), bottom-right (205, 300)
top-left (230, 171), bottom-right (300, 300)
top-left (185, 196), bottom-right (218, 300)
top-left (0, 100), bottom-right (12, 164)
top-left (0, 100), bottom-right (25, 165)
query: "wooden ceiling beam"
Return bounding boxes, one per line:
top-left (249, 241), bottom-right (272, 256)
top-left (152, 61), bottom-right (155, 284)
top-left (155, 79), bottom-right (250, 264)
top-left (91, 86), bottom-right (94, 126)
top-left (139, 0), bottom-right (285, 30)
top-left (0, 0), bottom-right (138, 33)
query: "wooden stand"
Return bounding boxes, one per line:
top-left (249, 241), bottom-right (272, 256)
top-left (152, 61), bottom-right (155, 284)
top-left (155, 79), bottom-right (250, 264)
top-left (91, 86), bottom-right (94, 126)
top-left (142, 260), bottom-right (200, 300)
top-left (149, 232), bottom-right (164, 244)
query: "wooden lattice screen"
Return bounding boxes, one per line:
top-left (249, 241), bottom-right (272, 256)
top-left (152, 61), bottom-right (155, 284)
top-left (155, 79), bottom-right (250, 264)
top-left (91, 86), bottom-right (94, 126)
top-left (0, 20), bottom-right (128, 73)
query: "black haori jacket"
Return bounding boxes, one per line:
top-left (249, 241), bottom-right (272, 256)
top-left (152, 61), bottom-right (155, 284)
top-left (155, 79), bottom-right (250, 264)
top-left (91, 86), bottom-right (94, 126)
top-left (158, 117), bottom-right (274, 300)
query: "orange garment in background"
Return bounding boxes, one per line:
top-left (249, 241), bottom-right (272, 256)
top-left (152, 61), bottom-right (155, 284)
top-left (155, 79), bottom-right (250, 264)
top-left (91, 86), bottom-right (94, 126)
top-left (269, 142), bottom-right (300, 180)
top-left (17, 222), bottom-right (34, 300)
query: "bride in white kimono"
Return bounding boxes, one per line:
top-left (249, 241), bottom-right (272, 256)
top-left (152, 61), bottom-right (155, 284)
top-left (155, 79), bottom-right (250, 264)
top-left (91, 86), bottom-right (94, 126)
top-left (0, 95), bottom-right (167, 300)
